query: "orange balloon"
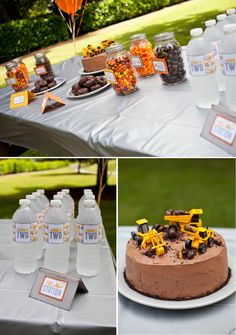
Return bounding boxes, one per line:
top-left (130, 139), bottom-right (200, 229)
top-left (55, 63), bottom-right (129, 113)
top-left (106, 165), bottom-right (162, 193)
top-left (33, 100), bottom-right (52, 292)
top-left (55, 0), bottom-right (82, 14)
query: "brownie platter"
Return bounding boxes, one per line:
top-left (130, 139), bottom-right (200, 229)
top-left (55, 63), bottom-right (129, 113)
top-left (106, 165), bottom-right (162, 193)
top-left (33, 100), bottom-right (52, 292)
top-left (125, 209), bottom-right (230, 300)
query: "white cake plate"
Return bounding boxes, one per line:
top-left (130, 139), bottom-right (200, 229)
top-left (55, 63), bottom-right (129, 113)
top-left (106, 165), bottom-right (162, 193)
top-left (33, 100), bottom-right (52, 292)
top-left (118, 254), bottom-right (236, 309)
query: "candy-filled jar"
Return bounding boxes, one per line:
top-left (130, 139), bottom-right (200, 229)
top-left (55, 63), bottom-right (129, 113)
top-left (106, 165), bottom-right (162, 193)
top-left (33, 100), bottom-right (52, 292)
top-left (34, 52), bottom-right (54, 79)
top-left (5, 62), bottom-right (28, 91)
top-left (129, 33), bottom-right (155, 77)
top-left (13, 57), bottom-right (30, 82)
top-left (105, 44), bottom-right (138, 95)
top-left (154, 32), bottom-right (186, 85)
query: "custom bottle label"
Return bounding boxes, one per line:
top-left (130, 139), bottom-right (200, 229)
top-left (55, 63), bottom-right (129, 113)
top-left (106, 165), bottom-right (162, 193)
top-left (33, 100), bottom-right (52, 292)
top-left (104, 70), bottom-right (117, 84)
top-left (152, 58), bottom-right (169, 74)
top-left (221, 53), bottom-right (236, 76)
top-left (34, 65), bottom-right (48, 76)
top-left (44, 223), bottom-right (70, 244)
top-left (131, 55), bottom-right (144, 68)
top-left (188, 52), bottom-right (217, 76)
top-left (13, 222), bottom-right (38, 242)
top-left (5, 77), bottom-right (18, 85)
top-left (76, 224), bottom-right (99, 244)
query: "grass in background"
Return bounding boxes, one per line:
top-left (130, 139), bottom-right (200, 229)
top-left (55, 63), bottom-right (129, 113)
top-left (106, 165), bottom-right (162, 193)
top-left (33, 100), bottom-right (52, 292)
top-left (0, 159), bottom-right (116, 255)
top-left (0, 0), bottom-right (234, 87)
top-left (118, 159), bottom-right (235, 228)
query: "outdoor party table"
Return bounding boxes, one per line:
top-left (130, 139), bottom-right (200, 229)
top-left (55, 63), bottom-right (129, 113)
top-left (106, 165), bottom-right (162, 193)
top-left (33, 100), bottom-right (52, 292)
top-left (0, 220), bottom-right (116, 335)
top-left (118, 226), bottom-right (236, 335)
top-left (0, 50), bottom-right (232, 157)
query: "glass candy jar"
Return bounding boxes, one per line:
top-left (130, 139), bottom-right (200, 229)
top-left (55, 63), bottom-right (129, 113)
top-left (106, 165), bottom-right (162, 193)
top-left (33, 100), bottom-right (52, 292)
top-left (105, 44), bottom-right (138, 96)
top-left (13, 57), bottom-right (30, 82)
top-left (34, 52), bottom-right (54, 79)
top-left (129, 33), bottom-right (155, 78)
top-left (5, 62), bottom-right (28, 91)
top-left (154, 32), bottom-right (186, 85)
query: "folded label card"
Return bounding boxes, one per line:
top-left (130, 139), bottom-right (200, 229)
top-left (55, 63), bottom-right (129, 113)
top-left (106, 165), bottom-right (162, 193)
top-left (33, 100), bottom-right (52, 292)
top-left (10, 91), bottom-right (36, 109)
top-left (201, 105), bottom-right (236, 156)
top-left (41, 92), bottom-right (65, 113)
top-left (30, 267), bottom-right (88, 310)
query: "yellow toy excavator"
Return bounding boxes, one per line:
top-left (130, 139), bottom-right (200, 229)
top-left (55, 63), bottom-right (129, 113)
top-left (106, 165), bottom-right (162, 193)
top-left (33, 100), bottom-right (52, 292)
top-left (131, 219), bottom-right (165, 256)
top-left (164, 209), bottom-right (214, 254)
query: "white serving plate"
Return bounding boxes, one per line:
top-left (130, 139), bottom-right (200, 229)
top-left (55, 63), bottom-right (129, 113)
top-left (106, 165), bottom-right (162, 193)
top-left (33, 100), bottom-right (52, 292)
top-left (66, 82), bottom-right (110, 99)
top-left (118, 254), bottom-right (236, 309)
top-left (31, 77), bottom-right (66, 96)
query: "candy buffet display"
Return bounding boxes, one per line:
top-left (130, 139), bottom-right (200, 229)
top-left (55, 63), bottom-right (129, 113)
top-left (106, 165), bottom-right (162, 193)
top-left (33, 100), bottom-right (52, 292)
top-left (70, 75), bottom-right (108, 96)
top-left (34, 52), bottom-right (55, 79)
top-left (13, 58), bottom-right (30, 82)
top-left (5, 62), bottom-right (28, 91)
top-left (129, 33), bottom-right (155, 78)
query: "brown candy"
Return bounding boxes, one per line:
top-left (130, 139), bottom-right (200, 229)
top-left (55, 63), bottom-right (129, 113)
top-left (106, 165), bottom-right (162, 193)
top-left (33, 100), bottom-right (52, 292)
top-left (78, 88), bottom-right (89, 95)
top-left (90, 84), bottom-right (101, 91)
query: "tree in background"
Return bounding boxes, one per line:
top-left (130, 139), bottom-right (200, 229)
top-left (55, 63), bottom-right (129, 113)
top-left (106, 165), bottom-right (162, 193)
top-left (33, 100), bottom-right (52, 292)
top-left (96, 159), bottom-right (108, 207)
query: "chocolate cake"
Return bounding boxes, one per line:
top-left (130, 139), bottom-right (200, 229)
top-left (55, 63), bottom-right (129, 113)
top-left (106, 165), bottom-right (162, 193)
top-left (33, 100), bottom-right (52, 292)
top-left (125, 209), bottom-right (229, 300)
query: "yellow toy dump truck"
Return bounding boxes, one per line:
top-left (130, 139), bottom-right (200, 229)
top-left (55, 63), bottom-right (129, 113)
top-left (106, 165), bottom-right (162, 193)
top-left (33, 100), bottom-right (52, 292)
top-left (131, 219), bottom-right (166, 256)
top-left (164, 209), bottom-right (214, 254)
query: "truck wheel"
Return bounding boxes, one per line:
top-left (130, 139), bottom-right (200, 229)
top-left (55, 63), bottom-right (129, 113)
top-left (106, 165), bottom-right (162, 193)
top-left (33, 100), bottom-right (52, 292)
top-left (131, 231), bottom-right (136, 240)
top-left (198, 243), bottom-right (207, 254)
top-left (208, 237), bottom-right (214, 247)
top-left (135, 236), bottom-right (142, 245)
top-left (185, 239), bottom-right (192, 249)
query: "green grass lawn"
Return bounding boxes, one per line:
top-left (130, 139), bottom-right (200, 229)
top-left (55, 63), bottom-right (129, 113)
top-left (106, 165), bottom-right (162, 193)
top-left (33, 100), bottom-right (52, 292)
top-left (118, 159), bottom-right (235, 229)
top-left (0, 160), bottom-right (116, 255)
top-left (0, 0), bottom-right (234, 88)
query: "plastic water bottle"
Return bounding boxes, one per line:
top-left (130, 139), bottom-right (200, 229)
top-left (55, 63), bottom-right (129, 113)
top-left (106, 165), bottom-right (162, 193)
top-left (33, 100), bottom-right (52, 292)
top-left (203, 19), bottom-right (225, 91)
top-left (187, 28), bottom-right (220, 108)
top-left (61, 189), bottom-right (74, 217)
top-left (76, 199), bottom-right (100, 276)
top-left (58, 191), bottom-right (74, 241)
top-left (226, 9), bottom-right (236, 23)
top-left (216, 14), bottom-right (227, 33)
top-left (12, 199), bottom-right (38, 274)
top-left (32, 191), bottom-right (45, 216)
top-left (219, 24), bottom-right (236, 112)
top-left (37, 189), bottom-right (49, 210)
top-left (26, 194), bottom-right (43, 259)
top-left (44, 200), bottom-right (70, 273)
top-left (78, 189), bottom-right (93, 212)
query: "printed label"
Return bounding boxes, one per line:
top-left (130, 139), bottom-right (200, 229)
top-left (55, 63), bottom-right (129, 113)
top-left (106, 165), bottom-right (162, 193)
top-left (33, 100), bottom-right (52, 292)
top-left (44, 223), bottom-right (70, 244)
top-left (131, 55), bottom-right (144, 68)
top-left (104, 70), bottom-right (117, 84)
top-left (5, 77), bottom-right (18, 85)
top-left (34, 65), bottom-right (48, 76)
top-left (188, 52), bottom-right (217, 76)
top-left (76, 224), bottom-right (99, 244)
top-left (152, 58), bottom-right (168, 74)
top-left (221, 53), bottom-right (236, 76)
top-left (13, 222), bottom-right (38, 243)
top-left (13, 95), bottom-right (25, 105)
top-left (39, 276), bottom-right (68, 301)
top-left (210, 115), bottom-right (236, 145)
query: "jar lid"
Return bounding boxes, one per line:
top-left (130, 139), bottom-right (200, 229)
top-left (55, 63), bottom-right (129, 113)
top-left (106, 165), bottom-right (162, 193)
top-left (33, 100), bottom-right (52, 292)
top-left (154, 32), bottom-right (175, 43)
top-left (217, 14), bottom-right (226, 21)
top-left (5, 62), bottom-right (16, 70)
top-left (205, 19), bottom-right (216, 27)
top-left (12, 57), bottom-right (22, 63)
top-left (34, 52), bottom-right (45, 59)
top-left (105, 43), bottom-right (125, 54)
top-left (190, 28), bottom-right (203, 37)
top-left (130, 33), bottom-right (147, 42)
top-left (223, 23), bottom-right (236, 34)
top-left (226, 8), bottom-right (235, 15)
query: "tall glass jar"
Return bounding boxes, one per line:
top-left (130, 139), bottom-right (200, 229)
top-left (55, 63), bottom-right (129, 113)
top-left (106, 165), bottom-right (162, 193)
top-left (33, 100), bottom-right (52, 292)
top-left (34, 52), bottom-right (54, 79)
top-left (5, 62), bottom-right (28, 91)
top-left (154, 32), bottom-right (186, 85)
top-left (105, 43), bottom-right (138, 96)
top-left (130, 33), bottom-right (155, 78)
top-left (13, 57), bottom-right (30, 82)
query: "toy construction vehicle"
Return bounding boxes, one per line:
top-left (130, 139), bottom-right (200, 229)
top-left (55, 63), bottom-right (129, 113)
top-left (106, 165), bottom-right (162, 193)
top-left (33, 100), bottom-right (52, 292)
top-left (164, 209), bottom-right (214, 254)
top-left (131, 219), bottom-right (165, 256)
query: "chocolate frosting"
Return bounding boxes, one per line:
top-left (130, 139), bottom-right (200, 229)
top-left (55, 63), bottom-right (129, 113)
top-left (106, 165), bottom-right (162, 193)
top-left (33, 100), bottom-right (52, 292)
top-left (125, 232), bottom-right (228, 300)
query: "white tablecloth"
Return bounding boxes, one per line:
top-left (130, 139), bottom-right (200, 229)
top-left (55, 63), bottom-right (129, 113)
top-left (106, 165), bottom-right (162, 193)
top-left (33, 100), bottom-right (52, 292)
top-left (118, 226), bottom-right (236, 335)
top-left (0, 52), bottom-right (232, 157)
top-left (0, 220), bottom-right (116, 335)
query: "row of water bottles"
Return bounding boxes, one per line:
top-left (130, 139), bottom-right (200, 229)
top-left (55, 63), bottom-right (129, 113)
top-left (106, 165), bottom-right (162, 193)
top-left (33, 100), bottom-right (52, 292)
top-left (12, 188), bottom-right (104, 277)
top-left (186, 8), bottom-right (236, 110)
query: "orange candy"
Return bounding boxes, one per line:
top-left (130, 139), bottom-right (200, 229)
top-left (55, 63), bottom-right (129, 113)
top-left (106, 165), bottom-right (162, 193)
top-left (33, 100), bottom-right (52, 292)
top-left (130, 38), bottom-right (155, 78)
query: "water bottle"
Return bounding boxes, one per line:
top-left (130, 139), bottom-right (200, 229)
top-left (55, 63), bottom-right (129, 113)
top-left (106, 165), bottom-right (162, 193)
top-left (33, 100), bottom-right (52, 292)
top-left (12, 199), bottom-right (38, 274)
top-left (37, 189), bottom-right (49, 210)
top-left (203, 19), bottom-right (225, 91)
top-left (76, 199), bottom-right (100, 276)
top-left (32, 191), bottom-right (45, 217)
top-left (61, 189), bottom-right (74, 217)
top-left (58, 191), bottom-right (74, 241)
top-left (187, 28), bottom-right (220, 108)
top-left (219, 24), bottom-right (236, 112)
top-left (216, 14), bottom-right (227, 33)
top-left (26, 194), bottom-right (43, 259)
top-left (226, 9), bottom-right (236, 23)
top-left (78, 189), bottom-right (93, 212)
top-left (44, 200), bottom-right (70, 273)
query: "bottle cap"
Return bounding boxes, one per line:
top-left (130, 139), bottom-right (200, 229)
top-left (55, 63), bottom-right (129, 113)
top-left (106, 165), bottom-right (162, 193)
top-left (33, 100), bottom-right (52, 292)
top-left (84, 189), bottom-right (93, 194)
top-left (32, 191), bottom-right (40, 197)
top-left (130, 33), bottom-right (147, 42)
top-left (57, 191), bottom-right (65, 197)
top-left (223, 23), bottom-right (236, 33)
top-left (26, 194), bottom-right (36, 200)
top-left (62, 189), bottom-right (69, 194)
top-left (227, 8), bottom-right (236, 15)
top-left (53, 194), bottom-right (63, 200)
top-left (154, 32), bottom-right (175, 43)
top-left (190, 28), bottom-right (203, 37)
top-left (19, 199), bottom-right (30, 206)
top-left (85, 193), bottom-right (95, 200)
top-left (37, 189), bottom-right (45, 194)
top-left (50, 199), bottom-right (61, 207)
top-left (217, 14), bottom-right (226, 21)
top-left (105, 43), bottom-right (125, 54)
top-left (84, 199), bottom-right (95, 208)
top-left (205, 19), bottom-right (216, 27)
